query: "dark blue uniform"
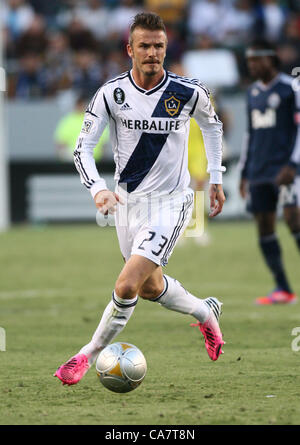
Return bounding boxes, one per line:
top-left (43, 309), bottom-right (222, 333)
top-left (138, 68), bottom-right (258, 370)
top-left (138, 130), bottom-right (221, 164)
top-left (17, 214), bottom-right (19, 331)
top-left (240, 73), bottom-right (300, 213)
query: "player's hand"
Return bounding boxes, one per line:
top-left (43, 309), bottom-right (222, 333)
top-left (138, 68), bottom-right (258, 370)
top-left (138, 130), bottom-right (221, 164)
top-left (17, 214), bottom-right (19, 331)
top-left (209, 184), bottom-right (225, 218)
top-left (275, 165), bottom-right (296, 186)
top-left (239, 177), bottom-right (248, 199)
top-left (94, 190), bottom-right (124, 215)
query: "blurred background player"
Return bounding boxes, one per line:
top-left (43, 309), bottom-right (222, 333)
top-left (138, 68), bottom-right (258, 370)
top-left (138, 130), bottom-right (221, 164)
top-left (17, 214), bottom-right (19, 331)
top-left (54, 92), bottom-right (109, 162)
top-left (188, 117), bottom-right (211, 246)
top-left (187, 102), bottom-right (230, 246)
top-left (169, 61), bottom-right (229, 247)
top-left (239, 39), bottom-right (300, 305)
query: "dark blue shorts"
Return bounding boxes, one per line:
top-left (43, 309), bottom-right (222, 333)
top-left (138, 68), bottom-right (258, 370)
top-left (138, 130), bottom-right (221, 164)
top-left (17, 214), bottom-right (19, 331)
top-left (247, 183), bottom-right (298, 214)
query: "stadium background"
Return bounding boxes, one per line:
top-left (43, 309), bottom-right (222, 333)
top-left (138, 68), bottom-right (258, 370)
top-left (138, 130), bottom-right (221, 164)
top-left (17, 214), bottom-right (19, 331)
top-left (2, 0), bottom-right (300, 225)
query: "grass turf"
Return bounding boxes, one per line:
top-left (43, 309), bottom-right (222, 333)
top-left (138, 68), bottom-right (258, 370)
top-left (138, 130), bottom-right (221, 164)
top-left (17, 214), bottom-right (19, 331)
top-left (0, 221), bottom-right (300, 425)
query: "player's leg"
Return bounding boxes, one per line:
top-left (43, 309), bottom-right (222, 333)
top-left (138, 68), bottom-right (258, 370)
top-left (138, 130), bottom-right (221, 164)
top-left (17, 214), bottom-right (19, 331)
top-left (139, 268), bottom-right (210, 322)
top-left (283, 199), bottom-right (300, 252)
top-left (54, 254), bottom-right (158, 385)
top-left (134, 188), bottom-right (224, 361)
top-left (54, 212), bottom-right (133, 385)
top-left (249, 183), bottom-right (295, 304)
top-left (139, 268), bottom-right (224, 361)
top-left (80, 255), bottom-right (158, 360)
top-left (255, 211), bottom-right (295, 303)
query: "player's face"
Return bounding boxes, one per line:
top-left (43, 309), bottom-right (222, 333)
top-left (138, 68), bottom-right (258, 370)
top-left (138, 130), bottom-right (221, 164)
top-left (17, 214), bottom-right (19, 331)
top-left (246, 56), bottom-right (273, 80)
top-left (127, 28), bottom-right (167, 77)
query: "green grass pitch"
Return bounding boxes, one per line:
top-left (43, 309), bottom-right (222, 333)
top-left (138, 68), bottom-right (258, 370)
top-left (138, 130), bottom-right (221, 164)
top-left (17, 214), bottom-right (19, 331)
top-left (0, 221), bottom-right (300, 425)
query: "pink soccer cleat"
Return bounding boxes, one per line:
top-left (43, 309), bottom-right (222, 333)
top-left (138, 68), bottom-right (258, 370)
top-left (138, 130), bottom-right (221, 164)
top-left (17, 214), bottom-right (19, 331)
top-left (54, 353), bottom-right (90, 386)
top-left (191, 297), bottom-right (224, 361)
top-left (255, 289), bottom-right (297, 305)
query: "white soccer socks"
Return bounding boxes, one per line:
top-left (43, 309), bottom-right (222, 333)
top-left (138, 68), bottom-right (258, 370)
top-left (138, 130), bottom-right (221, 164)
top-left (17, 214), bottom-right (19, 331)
top-left (79, 292), bottom-right (138, 366)
top-left (80, 276), bottom-right (209, 366)
top-left (151, 274), bottom-right (210, 323)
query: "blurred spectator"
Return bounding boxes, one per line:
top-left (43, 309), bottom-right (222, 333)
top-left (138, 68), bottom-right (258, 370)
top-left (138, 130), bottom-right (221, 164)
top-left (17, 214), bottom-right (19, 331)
top-left (145, 0), bottom-right (187, 27)
top-left (27, 0), bottom-right (63, 28)
top-left (164, 25), bottom-right (186, 67)
top-left (220, 0), bottom-right (255, 46)
top-left (69, 49), bottom-right (103, 97)
top-left (73, 0), bottom-right (110, 42)
top-left (188, 0), bottom-right (255, 46)
top-left (277, 41), bottom-right (300, 75)
top-left (102, 49), bottom-right (130, 80)
top-left (108, 0), bottom-right (142, 37)
top-left (27, 0), bottom-right (62, 17)
top-left (67, 18), bottom-right (99, 52)
top-left (286, 0), bottom-right (300, 13)
top-left (284, 12), bottom-right (300, 40)
top-left (16, 14), bottom-right (48, 57)
top-left (1, 0), bottom-right (35, 41)
top-left (254, 0), bottom-right (287, 42)
top-left (54, 92), bottom-right (109, 162)
top-left (190, 33), bottom-right (216, 51)
top-left (188, 0), bottom-right (225, 42)
top-left (11, 52), bottom-right (52, 98)
top-left (277, 14), bottom-right (300, 75)
top-left (45, 30), bottom-right (73, 92)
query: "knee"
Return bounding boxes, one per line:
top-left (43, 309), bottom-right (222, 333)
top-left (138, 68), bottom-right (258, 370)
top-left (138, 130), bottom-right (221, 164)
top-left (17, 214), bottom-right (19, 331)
top-left (115, 279), bottom-right (138, 300)
top-left (139, 281), bottom-right (164, 300)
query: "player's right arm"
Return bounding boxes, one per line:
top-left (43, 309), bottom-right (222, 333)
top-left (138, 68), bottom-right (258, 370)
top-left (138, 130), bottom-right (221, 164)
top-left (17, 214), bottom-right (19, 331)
top-left (74, 87), bottom-right (121, 214)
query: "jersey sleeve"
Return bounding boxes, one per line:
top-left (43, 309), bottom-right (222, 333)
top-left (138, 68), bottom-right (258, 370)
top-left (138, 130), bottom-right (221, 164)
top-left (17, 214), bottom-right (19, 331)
top-left (190, 86), bottom-right (225, 184)
top-left (289, 88), bottom-right (300, 168)
top-left (74, 86), bottom-right (110, 198)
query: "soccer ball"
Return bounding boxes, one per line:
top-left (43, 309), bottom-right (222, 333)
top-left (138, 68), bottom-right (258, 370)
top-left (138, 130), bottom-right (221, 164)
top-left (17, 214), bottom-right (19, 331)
top-left (95, 342), bottom-right (147, 393)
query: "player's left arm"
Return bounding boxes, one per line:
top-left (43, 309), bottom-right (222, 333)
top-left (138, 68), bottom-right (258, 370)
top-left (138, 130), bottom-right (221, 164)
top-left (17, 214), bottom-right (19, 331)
top-left (276, 89), bottom-right (300, 185)
top-left (191, 86), bottom-right (226, 217)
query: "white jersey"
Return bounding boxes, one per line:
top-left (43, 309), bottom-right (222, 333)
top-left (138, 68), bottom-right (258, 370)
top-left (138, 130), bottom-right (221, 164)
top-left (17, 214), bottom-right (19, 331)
top-left (74, 70), bottom-right (225, 198)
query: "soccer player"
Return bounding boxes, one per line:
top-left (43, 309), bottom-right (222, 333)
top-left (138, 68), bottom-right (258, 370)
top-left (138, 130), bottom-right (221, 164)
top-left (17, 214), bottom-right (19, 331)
top-left (239, 40), bottom-right (300, 305)
top-left (54, 12), bottom-right (226, 386)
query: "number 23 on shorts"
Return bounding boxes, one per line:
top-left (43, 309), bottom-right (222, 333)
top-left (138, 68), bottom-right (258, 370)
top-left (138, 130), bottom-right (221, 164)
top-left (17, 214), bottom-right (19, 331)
top-left (138, 231), bottom-right (168, 256)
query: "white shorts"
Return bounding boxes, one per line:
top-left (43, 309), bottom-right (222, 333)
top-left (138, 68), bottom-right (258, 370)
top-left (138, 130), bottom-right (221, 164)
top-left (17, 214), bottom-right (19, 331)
top-left (114, 188), bottom-right (194, 266)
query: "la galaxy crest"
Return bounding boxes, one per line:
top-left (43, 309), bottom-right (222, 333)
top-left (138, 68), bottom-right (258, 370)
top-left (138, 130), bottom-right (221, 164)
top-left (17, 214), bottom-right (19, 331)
top-left (164, 95), bottom-right (180, 117)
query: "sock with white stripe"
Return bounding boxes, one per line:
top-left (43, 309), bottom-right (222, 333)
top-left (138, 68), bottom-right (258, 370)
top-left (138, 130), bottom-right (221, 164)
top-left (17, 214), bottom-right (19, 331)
top-left (79, 292), bottom-right (138, 366)
top-left (150, 274), bottom-right (210, 323)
